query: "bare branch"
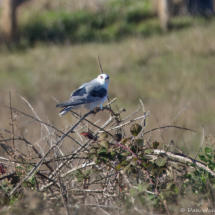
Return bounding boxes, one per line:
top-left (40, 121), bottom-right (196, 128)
top-left (146, 149), bottom-right (215, 177)
top-left (153, 103), bottom-right (190, 143)
top-left (9, 92), bottom-right (15, 150)
top-left (97, 56), bottom-right (104, 74)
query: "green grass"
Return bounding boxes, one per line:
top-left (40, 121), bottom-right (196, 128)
top-left (17, 0), bottom-right (198, 45)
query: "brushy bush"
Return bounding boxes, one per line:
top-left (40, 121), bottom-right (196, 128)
top-left (0, 94), bottom-right (215, 214)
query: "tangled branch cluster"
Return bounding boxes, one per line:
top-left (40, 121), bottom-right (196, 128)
top-left (1, 91), bottom-right (215, 215)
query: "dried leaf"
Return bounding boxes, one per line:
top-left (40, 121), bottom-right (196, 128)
top-left (159, 192), bottom-right (164, 200)
top-left (130, 124), bottom-right (142, 136)
top-left (155, 157), bottom-right (167, 167)
top-left (138, 182), bottom-right (149, 192)
top-left (113, 134), bottom-right (122, 142)
top-left (0, 163), bottom-right (6, 174)
top-left (153, 141), bottom-right (159, 149)
top-left (123, 164), bottom-right (131, 174)
top-left (89, 148), bottom-right (97, 154)
top-left (98, 133), bottom-right (108, 141)
top-left (80, 132), bottom-right (94, 140)
top-left (129, 188), bottom-right (139, 197)
top-left (95, 158), bottom-right (101, 164)
top-left (144, 149), bottom-right (152, 155)
top-left (116, 164), bottom-right (121, 170)
top-left (121, 160), bottom-right (129, 166)
top-left (100, 140), bottom-right (109, 150)
top-left (121, 138), bottom-right (130, 145)
top-left (135, 139), bottom-right (145, 147)
top-left (92, 142), bottom-right (100, 148)
top-left (166, 182), bottom-right (175, 190)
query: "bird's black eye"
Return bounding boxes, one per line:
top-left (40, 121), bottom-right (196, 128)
top-left (106, 76), bottom-right (109, 79)
top-left (100, 76), bottom-right (103, 79)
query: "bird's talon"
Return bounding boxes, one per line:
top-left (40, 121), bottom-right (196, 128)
top-left (92, 107), bottom-right (101, 115)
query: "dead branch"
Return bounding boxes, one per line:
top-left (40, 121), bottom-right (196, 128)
top-left (146, 149), bottom-right (215, 177)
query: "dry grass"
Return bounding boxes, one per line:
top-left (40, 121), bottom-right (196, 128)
top-left (1, 18), bottom-right (215, 156)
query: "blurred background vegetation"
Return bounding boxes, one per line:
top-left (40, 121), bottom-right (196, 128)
top-left (0, 0), bottom-right (215, 156)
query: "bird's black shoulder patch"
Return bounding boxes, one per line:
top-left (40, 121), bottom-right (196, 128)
top-left (90, 88), bottom-right (107, 98)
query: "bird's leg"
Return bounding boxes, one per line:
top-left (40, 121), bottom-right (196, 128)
top-left (92, 107), bottom-right (101, 115)
top-left (100, 104), bottom-right (104, 111)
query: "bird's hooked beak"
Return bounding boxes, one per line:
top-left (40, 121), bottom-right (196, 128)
top-left (105, 76), bottom-right (110, 84)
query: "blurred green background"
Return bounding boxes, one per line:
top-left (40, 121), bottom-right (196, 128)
top-left (0, 0), bottom-right (215, 156)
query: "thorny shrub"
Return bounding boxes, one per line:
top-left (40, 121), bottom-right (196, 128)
top-left (0, 98), bottom-right (215, 215)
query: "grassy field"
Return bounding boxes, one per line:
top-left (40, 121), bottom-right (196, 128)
top-left (0, 0), bottom-right (215, 158)
top-left (1, 2), bottom-right (215, 213)
top-left (1, 16), bottom-right (215, 157)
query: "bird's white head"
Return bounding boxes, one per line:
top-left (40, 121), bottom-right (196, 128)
top-left (97, 74), bottom-right (110, 86)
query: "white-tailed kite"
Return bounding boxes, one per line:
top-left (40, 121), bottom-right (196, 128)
top-left (56, 74), bottom-right (110, 115)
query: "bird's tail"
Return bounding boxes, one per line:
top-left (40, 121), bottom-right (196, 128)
top-left (59, 106), bottom-right (73, 116)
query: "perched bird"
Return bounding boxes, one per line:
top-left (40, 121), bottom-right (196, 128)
top-left (56, 74), bottom-right (110, 115)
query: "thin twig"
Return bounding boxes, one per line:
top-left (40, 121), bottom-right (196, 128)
top-left (97, 56), bottom-right (104, 74)
top-left (16, 92), bottom-right (65, 157)
top-left (156, 118), bottom-right (164, 148)
top-left (144, 125), bottom-right (196, 135)
top-left (48, 108), bottom-right (124, 180)
top-left (9, 92), bottom-right (15, 150)
top-left (181, 134), bottom-right (189, 155)
top-left (121, 108), bottom-right (140, 123)
top-left (139, 99), bottom-right (146, 128)
top-left (1, 131), bottom-right (54, 172)
top-left (5, 106), bottom-right (82, 147)
top-left (56, 157), bottom-right (69, 215)
top-left (100, 113), bottom-right (150, 132)
top-left (153, 103), bottom-right (189, 143)
top-left (40, 162), bottom-right (96, 191)
top-left (69, 109), bottom-right (114, 137)
top-left (195, 125), bottom-right (205, 160)
top-left (9, 110), bottom-right (94, 196)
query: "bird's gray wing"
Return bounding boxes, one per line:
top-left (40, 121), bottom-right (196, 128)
top-left (56, 79), bottom-right (107, 108)
top-left (71, 78), bottom-right (97, 97)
